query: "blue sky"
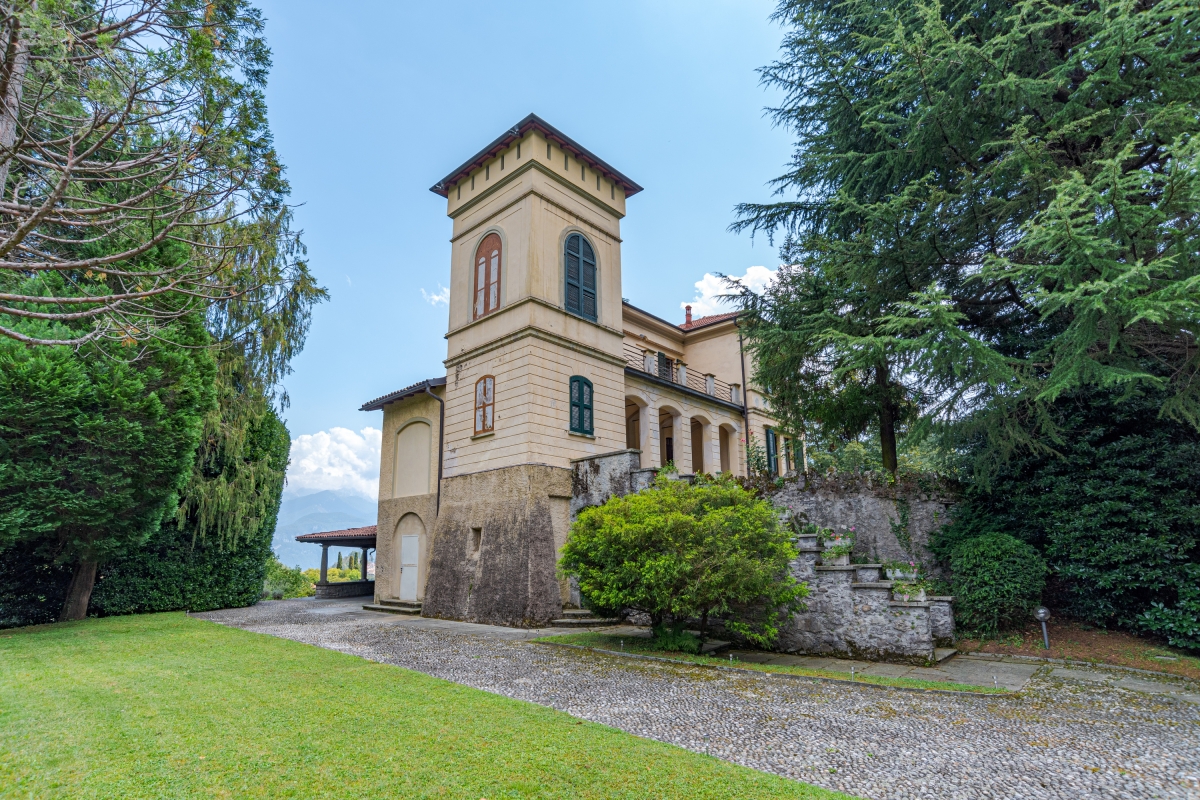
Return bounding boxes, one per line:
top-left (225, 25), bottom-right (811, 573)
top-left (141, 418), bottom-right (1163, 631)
top-left (259, 0), bottom-right (795, 497)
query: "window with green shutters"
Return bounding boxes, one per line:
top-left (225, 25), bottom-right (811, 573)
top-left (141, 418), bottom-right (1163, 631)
top-left (564, 233), bottom-right (597, 321)
top-left (569, 376), bottom-right (593, 435)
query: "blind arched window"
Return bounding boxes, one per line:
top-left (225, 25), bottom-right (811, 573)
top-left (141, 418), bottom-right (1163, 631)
top-left (569, 376), bottom-right (593, 435)
top-left (474, 375), bottom-right (495, 435)
top-left (474, 233), bottom-right (502, 320)
top-left (564, 233), bottom-right (597, 321)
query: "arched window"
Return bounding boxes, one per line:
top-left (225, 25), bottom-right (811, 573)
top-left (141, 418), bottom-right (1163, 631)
top-left (473, 233), bottom-right (502, 320)
top-left (564, 233), bottom-right (597, 321)
top-left (393, 421), bottom-right (432, 498)
top-left (569, 376), bottom-right (593, 435)
top-left (474, 375), bottom-right (495, 435)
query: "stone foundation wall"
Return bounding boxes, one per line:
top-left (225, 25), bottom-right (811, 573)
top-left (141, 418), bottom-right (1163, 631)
top-left (421, 464), bottom-right (571, 627)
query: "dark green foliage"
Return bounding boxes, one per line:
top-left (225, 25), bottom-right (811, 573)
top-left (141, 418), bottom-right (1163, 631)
top-left (0, 407), bottom-right (289, 626)
top-left (0, 316), bottom-right (215, 566)
top-left (949, 534), bottom-right (1048, 638)
top-left (560, 474), bottom-right (807, 647)
top-left (1140, 567), bottom-right (1200, 651)
top-left (651, 623), bottom-right (702, 655)
top-left (934, 388), bottom-right (1200, 644)
top-left (734, 0), bottom-right (1200, 474)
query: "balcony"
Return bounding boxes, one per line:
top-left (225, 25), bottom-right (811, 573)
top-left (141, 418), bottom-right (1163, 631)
top-left (622, 342), bottom-right (741, 405)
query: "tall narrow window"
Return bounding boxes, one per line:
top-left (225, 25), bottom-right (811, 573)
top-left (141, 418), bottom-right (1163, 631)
top-left (474, 376), bottom-right (495, 435)
top-left (765, 427), bottom-right (778, 475)
top-left (473, 233), bottom-right (502, 320)
top-left (569, 376), bottom-right (593, 435)
top-left (564, 233), bottom-right (597, 321)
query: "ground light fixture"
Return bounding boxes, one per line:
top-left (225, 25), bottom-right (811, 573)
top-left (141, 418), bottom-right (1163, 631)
top-left (1034, 606), bottom-right (1052, 649)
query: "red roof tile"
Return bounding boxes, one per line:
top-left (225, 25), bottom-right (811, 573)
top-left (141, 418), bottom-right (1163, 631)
top-left (296, 525), bottom-right (377, 543)
top-left (680, 311), bottom-right (738, 331)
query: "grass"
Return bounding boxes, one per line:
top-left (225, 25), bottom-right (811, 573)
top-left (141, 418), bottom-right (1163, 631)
top-left (533, 632), bottom-right (1007, 694)
top-left (0, 614), bottom-right (849, 800)
top-left (957, 619), bottom-right (1200, 681)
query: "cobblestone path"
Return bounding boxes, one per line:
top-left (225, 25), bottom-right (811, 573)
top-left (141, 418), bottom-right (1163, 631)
top-left (199, 600), bottom-right (1200, 800)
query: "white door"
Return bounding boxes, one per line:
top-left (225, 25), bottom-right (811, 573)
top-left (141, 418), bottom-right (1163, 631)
top-left (398, 534), bottom-right (419, 601)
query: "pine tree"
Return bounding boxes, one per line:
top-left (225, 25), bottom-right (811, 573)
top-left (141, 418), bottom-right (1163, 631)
top-left (734, 0), bottom-right (1200, 470)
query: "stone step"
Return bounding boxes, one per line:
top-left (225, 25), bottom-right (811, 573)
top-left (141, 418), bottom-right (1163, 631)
top-left (363, 601), bottom-right (422, 616)
top-left (934, 647), bottom-right (957, 664)
top-left (549, 616), bottom-right (621, 628)
top-left (560, 608), bottom-right (596, 618)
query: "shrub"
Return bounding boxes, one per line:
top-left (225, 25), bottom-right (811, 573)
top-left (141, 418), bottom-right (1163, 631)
top-left (560, 473), bottom-right (807, 647)
top-left (651, 623), bottom-right (701, 654)
top-left (949, 534), bottom-right (1047, 637)
top-left (934, 386), bottom-right (1200, 638)
top-left (263, 558), bottom-right (315, 600)
top-left (1139, 565), bottom-right (1200, 651)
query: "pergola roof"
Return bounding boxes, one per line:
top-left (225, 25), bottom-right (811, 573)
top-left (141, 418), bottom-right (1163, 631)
top-left (296, 525), bottom-right (377, 548)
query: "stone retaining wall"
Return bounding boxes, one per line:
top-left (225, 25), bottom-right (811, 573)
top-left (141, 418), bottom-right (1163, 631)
top-left (769, 473), bottom-right (956, 574)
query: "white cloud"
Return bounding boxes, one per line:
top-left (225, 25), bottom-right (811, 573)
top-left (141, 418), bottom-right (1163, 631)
top-left (286, 427), bottom-right (381, 499)
top-left (421, 284), bottom-right (450, 306)
top-left (683, 265), bottom-right (778, 318)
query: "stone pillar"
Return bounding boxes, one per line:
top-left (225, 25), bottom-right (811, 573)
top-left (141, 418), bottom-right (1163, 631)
top-left (361, 546), bottom-right (369, 582)
top-left (702, 421), bottom-right (717, 474)
top-left (671, 412), bottom-right (686, 470)
top-left (641, 401), bottom-right (658, 468)
top-left (319, 543), bottom-right (329, 584)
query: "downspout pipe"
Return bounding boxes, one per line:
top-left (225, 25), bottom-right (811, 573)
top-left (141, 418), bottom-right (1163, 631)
top-left (423, 383), bottom-right (445, 514)
top-left (736, 317), bottom-right (750, 475)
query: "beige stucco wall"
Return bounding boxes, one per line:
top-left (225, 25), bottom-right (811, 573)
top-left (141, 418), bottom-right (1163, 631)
top-left (372, 390), bottom-right (444, 603)
top-left (442, 335), bottom-right (626, 475)
top-left (444, 130), bottom-right (627, 221)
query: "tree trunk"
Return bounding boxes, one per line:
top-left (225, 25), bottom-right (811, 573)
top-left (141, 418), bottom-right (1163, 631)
top-left (876, 362), bottom-right (898, 475)
top-left (0, 13), bottom-right (31, 195)
top-left (60, 559), bottom-right (98, 621)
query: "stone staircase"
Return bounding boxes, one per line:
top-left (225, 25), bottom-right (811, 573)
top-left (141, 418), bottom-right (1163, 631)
top-left (776, 529), bottom-right (956, 665)
top-left (362, 598), bottom-right (423, 616)
top-left (550, 608), bottom-right (620, 628)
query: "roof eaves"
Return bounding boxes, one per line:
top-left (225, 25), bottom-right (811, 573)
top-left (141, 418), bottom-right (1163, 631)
top-left (359, 377), bottom-right (446, 412)
top-left (430, 113), bottom-right (643, 198)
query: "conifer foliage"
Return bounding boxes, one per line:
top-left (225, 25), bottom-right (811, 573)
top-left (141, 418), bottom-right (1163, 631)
top-left (733, 0), bottom-right (1200, 468)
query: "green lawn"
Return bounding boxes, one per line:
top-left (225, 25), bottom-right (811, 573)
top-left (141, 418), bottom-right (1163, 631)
top-left (534, 632), bottom-right (1006, 694)
top-left (0, 614), bottom-right (849, 799)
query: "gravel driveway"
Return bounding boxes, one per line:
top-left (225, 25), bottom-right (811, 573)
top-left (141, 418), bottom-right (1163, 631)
top-left (198, 599), bottom-right (1200, 800)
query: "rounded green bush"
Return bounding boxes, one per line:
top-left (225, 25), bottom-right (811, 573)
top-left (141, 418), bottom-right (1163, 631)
top-left (950, 533), bottom-right (1048, 637)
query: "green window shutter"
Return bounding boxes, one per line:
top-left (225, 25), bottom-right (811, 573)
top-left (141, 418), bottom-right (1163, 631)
top-left (570, 376), bottom-right (593, 434)
top-left (564, 234), bottom-right (597, 321)
top-left (765, 427), bottom-right (777, 475)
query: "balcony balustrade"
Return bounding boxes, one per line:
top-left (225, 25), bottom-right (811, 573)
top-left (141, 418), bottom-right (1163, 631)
top-left (622, 342), bottom-right (739, 405)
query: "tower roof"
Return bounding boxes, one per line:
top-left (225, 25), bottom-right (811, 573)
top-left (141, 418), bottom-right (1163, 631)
top-left (429, 113), bottom-right (643, 198)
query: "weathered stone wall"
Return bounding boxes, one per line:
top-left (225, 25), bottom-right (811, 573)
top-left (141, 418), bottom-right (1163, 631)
top-left (770, 474), bottom-right (956, 573)
top-left (569, 449), bottom-right (652, 518)
top-left (770, 531), bottom-right (945, 664)
top-left (422, 464), bottom-right (571, 627)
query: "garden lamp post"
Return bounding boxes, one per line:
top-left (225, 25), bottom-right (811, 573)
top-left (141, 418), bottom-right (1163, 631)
top-left (1034, 606), bottom-right (1051, 649)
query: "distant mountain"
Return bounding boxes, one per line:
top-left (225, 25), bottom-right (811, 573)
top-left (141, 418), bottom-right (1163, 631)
top-left (272, 490), bottom-right (377, 569)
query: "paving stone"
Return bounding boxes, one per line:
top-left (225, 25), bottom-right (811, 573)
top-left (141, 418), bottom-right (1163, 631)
top-left (859, 663), bottom-right (912, 677)
top-left (199, 598), bottom-right (1200, 800)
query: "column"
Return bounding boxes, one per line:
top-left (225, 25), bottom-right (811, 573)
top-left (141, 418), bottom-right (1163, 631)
top-left (641, 401), bottom-right (658, 468)
top-left (361, 546), bottom-right (369, 582)
top-left (702, 421), bottom-right (718, 475)
top-left (319, 543), bottom-right (329, 584)
top-left (671, 412), bottom-right (686, 469)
